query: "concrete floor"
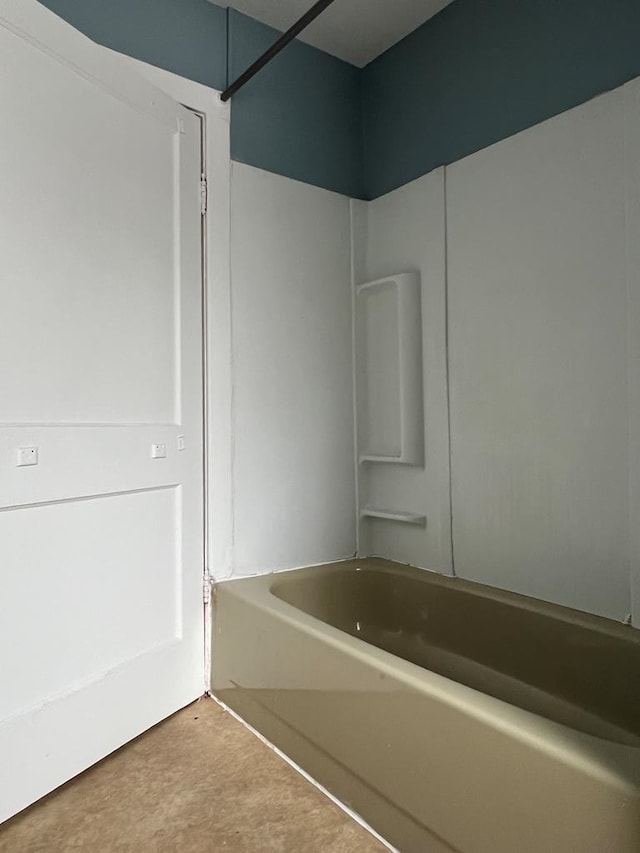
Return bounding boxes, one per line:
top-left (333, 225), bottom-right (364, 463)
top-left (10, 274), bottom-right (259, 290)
top-left (0, 697), bottom-right (388, 853)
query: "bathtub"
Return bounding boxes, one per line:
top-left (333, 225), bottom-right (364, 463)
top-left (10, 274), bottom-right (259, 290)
top-left (212, 558), bottom-right (640, 853)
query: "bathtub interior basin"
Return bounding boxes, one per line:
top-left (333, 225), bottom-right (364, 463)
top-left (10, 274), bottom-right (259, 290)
top-left (271, 561), bottom-right (640, 746)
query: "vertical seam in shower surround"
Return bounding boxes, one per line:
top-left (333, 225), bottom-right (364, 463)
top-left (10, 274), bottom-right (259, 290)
top-left (443, 167), bottom-right (456, 577)
top-left (622, 81), bottom-right (640, 626)
top-left (349, 199), bottom-right (361, 557)
top-left (228, 163), bottom-right (238, 577)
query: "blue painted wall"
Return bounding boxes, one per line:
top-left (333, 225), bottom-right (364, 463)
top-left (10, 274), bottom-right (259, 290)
top-left (36, 0), bottom-right (363, 198)
top-left (362, 0), bottom-right (640, 199)
top-left (34, 0), bottom-right (640, 201)
top-left (228, 10), bottom-right (363, 198)
top-left (38, 0), bottom-right (228, 90)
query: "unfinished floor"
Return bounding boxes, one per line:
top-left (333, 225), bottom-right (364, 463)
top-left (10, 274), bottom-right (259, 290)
top-left (0, 697), bottom-right (387, 853)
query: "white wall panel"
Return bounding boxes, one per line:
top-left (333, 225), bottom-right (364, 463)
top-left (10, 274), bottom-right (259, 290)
top-left (447, 86), bottom-right (632, 620)
top-left (352, 170), bottom-right (452, 573)
top-left (230, 164), bottom-right (356, 574)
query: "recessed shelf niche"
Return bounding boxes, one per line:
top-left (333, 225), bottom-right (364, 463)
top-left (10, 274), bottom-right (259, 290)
top-left (355, 272), bottom-right (424, 467)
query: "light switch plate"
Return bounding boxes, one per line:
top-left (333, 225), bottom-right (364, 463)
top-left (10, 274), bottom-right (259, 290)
top-left (151, 443), bottom-right (167, 459)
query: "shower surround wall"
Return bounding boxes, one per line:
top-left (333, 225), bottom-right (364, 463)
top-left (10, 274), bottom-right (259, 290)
top-left (446, 82), bottom-right (633, 622)
top-left (351, 173), bottom-right (452, 575)
top-left (353, 77), bottom-right (640, 626)
top-left (229, 164), bottom-right (356, 576)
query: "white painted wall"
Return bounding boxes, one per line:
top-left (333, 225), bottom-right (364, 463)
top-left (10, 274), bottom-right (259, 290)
top-left (229, 163), bottom-right (356, 575)
top-left (352, 170), bottom-right (452, 574)
top-left (446, 84), bottom-right (634, 621)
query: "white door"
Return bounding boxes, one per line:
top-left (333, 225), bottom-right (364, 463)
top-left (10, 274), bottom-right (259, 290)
top-left (0, 0), bottom-right (204, 821)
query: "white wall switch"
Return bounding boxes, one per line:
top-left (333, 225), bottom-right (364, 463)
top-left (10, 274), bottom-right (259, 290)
top-left (177, 435), bottom-right (185, 451)
top-left (16, 446), bottom-right (38, 467)
top-left (151, 443), bottom-right (167, 459)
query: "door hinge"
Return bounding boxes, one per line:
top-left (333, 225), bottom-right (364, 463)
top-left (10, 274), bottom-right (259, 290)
top-left (203, 574), bottom-right (213, 606)
top-left (200, 175), bottom-right (208, 216)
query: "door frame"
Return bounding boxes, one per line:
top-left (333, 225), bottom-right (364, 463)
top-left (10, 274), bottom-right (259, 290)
top-left (112, 57), bottom-right (234, 667)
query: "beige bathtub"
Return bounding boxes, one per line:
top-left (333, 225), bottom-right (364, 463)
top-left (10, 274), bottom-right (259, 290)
top-left (212, 558), bottom-right (640, 853)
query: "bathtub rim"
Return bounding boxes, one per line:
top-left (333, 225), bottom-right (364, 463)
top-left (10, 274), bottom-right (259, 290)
top-left (269, 558), bottom-right (639, 640)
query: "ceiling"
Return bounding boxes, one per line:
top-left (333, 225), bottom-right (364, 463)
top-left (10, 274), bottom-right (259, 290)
top-left (224, 0), bottom-right (456, 68)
